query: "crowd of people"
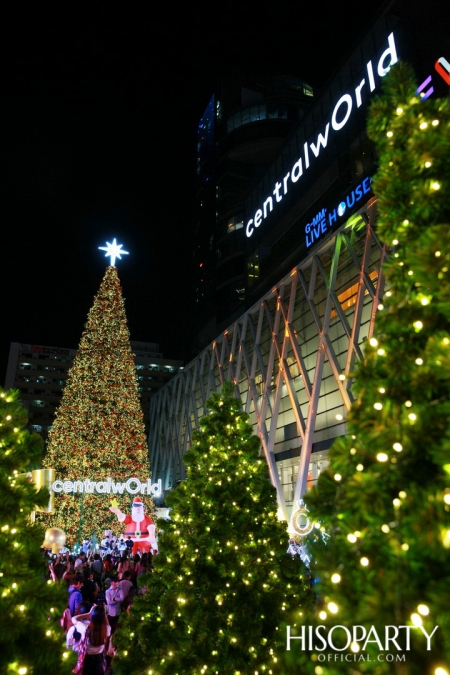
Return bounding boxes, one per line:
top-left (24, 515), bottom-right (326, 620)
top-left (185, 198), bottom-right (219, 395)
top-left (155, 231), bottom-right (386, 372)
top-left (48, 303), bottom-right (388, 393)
top-left (79, 532), bottom-right (137, 558)
top-left (45, 543), bottom-right (154, 675)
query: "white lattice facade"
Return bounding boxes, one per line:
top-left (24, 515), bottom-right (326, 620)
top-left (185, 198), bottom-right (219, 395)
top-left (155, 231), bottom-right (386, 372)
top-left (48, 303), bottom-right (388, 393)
top-left (149, 198), bottom-right (386, 520)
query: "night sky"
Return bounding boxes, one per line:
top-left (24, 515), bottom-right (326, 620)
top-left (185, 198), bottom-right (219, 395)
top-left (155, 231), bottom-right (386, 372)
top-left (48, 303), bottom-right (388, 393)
top-left (2, 1), bottom-right (391, 385)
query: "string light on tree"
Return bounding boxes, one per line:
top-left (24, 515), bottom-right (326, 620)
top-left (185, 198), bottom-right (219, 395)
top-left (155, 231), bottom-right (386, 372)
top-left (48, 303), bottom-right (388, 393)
top-left (280, 62), bottom-right (450, 673)
top-left (112, 382), bottom-right (312, 675)
top-left (0, 388), bottom-right (71, 674)
top-left (38, 245), bottom-right (152, 543)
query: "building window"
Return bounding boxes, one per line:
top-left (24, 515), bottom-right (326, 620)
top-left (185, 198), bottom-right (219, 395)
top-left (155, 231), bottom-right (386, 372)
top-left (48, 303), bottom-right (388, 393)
top-left (235, 286), bottom-right (245, 302)
top-left (226, 104), bottom-right (287, 134)
top-left (227, 216), bottom-right (244, 233)
top-left (331, 270), bottom-right (378, 319)
top-left (247, 253), bottom-right (260, 282)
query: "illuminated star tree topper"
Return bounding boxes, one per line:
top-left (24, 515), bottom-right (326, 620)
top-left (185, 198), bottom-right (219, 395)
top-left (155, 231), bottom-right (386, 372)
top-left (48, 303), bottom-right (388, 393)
top-left (98, 238), bottom-right (129, 267)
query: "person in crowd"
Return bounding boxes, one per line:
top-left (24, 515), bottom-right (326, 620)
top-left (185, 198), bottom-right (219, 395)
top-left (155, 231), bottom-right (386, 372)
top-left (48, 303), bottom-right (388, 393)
top-left (82, 569), bottom-right (99, 604)
top-left (103, 575), bottom-right (112, 595)
top-left (118, 570), bottom-right (135, 611)
top-left (102, 554), bottom-right (113, 575)
top-left (105, 577), bottom-right (124, 633)
top-left (125, 536), bottom-right (133, 554)
top-left (101, 554), bottom-right (113, 590)
top-left (117, 554), bottom-right (130, 580)
top-left (90, 553), bottom-right (103, 585)
top-left (135, 552), bottom-right (149, 577)
top-left (66, 601), bottom-right (92, 651)
top-left (51, 551), bottom-right (71, 582)
top-left (100, 533), bottom-right (111, 555)
top-left (129, 554), bottom-right (139, 585)
top-left (68, 573), bottom-right (84, 616)
top-left (118, 538), bottom-right (127, 555)
top-left (82, 538), bottom-right (91, 555)
top-left (72, 603), bottom-right (111, 674)
top-left (63, 560), bottom-right (75, 588)
top-left (74, 553), bottom-right (85, 571)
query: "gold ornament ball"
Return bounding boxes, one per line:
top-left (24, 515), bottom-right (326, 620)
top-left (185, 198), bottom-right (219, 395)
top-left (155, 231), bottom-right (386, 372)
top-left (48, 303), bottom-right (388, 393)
top-left (43, 527), bottom-right (66, 554)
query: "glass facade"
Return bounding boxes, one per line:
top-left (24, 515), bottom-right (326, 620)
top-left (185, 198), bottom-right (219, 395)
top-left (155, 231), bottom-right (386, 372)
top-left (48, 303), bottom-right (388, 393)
top-left (149, 199), bottom-right (385, 517)
top-left (226, 104), bottom-right (288, 133)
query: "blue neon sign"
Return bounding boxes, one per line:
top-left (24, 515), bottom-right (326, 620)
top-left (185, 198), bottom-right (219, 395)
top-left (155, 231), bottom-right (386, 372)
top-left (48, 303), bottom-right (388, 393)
top-left (305, 176), bottom-right (372, 248)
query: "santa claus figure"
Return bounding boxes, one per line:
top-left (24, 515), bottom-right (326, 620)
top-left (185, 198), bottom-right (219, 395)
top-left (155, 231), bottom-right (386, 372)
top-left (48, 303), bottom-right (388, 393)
top-left (109, 496), bottom-right (158, 555)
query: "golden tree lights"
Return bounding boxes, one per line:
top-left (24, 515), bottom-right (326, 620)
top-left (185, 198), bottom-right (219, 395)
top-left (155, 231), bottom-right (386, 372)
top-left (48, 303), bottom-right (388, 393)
top-left (113, 382), bottom-right (313, 675)
top-left (280, 63), bottom-right (450, 674)
top-left (0, 388), bottom-right (72, 674)
top-left (39, 265), bottom-right (153, 543)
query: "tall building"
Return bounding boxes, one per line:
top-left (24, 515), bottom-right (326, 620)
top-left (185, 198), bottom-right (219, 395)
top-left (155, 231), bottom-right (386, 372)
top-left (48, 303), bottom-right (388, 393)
top-left (150, 0), bottom-right (449, 520)
top-left (193, 73), bottom-right (314, 352)
top-left (4, 341), bottom-right (183, 441)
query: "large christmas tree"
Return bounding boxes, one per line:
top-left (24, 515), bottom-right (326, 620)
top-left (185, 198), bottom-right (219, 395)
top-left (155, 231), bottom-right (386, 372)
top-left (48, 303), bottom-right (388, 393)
top-left (40, 263), bottom-right (152, 544)
top-left (113, 381), bottom-right (313, 675)
top-left (0, 387), bottom-right (72, 674)
top-left (282, 64), bottom-right (450, 674)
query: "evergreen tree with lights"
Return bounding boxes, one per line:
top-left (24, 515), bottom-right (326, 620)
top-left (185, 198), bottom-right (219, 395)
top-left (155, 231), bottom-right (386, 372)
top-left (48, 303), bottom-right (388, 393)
top-left (40, 260), bottom-right (153, 545)
top-left (113, 381), bottom-right (313, 675)
top-left (0, 388), bottom-right (72, 675)
top-left (282, 63), bottom-right (450, 674)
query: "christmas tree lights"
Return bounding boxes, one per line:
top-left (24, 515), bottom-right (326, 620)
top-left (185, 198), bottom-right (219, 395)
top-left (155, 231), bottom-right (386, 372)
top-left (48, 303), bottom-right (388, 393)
top-left (113, 381), bottom-right (313, 675)
top-left (0, 388), bottom-right (72, 674)
top-left (281, 63), bottom-right (450, 674)
top-left (39, 265), bottom-right (153, 544)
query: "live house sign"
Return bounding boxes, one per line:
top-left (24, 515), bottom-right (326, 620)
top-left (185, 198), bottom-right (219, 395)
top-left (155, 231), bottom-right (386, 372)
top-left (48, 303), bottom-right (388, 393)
top-left (305, 176), bottom-right (373, 248)
top-left (245, 33), bottom-right (399, 241)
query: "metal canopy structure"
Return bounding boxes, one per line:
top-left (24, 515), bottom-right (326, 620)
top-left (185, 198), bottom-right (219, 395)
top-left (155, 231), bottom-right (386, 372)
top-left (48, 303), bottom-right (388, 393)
top-left (149, 199), bottom-right (386, 521)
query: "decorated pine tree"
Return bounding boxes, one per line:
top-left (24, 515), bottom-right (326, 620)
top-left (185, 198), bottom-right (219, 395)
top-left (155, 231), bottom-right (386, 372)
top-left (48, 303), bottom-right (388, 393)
top-left (282, 63), bottom-right (450, 674)
top-left (40, 254), bottom-right (153, 544)
top-left (113, 381), bottom-right (313, 675)
top-left (0, 387), bottom-right (72, 674)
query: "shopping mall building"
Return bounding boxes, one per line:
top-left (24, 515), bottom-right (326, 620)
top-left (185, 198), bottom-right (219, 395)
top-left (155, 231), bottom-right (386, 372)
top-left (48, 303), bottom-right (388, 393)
top-left (149, 0), bottom-right (449, 520)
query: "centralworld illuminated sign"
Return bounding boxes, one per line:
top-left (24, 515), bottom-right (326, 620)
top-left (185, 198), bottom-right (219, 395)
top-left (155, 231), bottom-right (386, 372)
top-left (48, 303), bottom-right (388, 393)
top-left (52, 477), bottom-right (162, 496)
top-left (246, 33), bottom-right (398, 239)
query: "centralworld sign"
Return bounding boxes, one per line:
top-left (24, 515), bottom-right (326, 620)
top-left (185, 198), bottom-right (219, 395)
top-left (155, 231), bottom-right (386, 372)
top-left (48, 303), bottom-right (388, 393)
top-left (52, 477), bottom-right (162, 496)
top-left (245, 33), bottom-right (398, 239)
